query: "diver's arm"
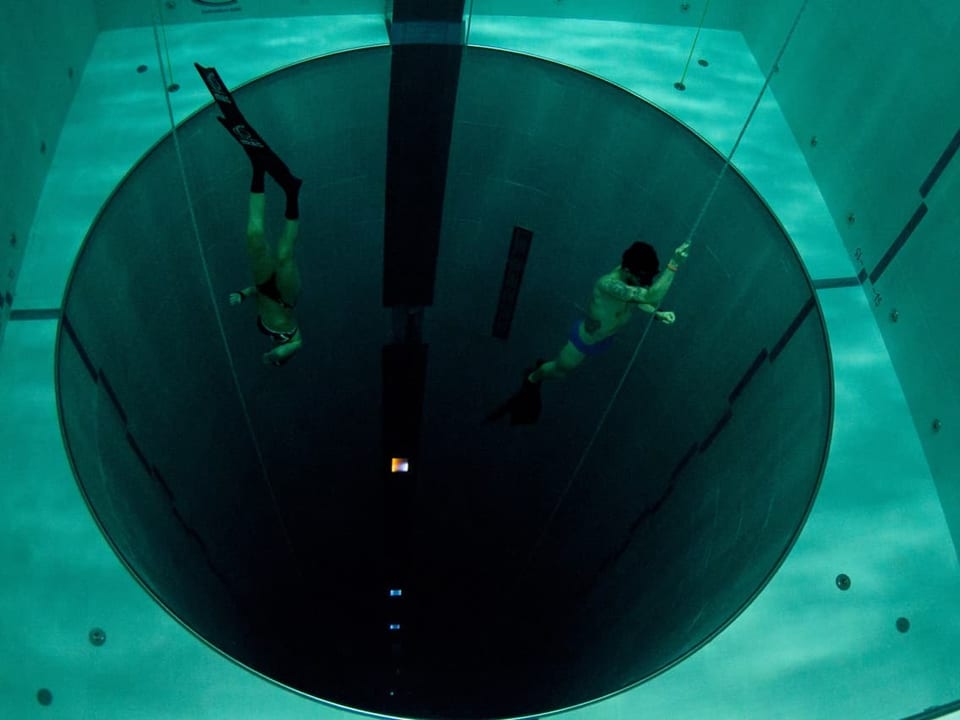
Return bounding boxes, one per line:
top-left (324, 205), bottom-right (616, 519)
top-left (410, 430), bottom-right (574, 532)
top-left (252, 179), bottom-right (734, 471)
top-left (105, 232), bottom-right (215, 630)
top-left (638, 303), bottom-right (676, 324)
top-left (229, 286), bottom-right (257, 306)
top-left (642, 270), bottom-right (676, 306)
top-left (644, 241), bottom-right (690, 305)
top-left (597, 275), bottom-right (652, 304)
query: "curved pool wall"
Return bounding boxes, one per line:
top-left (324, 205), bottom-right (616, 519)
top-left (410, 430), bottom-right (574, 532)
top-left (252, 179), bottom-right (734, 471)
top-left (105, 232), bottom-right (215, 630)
top-left (56, 45), bottom-right (831, 719)
top-left (6, 4), bottom-right (960, 720)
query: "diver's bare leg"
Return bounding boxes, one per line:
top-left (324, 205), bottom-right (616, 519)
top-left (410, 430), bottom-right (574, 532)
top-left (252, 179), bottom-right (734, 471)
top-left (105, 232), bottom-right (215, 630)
top-left (529, 342), bottom-right (585, 383)
top-left (246, 192), bottom-right (275, 283)
top-left (275, 218), bottom-right (302, 302)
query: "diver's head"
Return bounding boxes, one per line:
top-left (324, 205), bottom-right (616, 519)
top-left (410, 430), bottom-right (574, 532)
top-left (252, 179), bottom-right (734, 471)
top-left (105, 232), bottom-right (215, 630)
top-left (621, 241), bottom-right (659, 287)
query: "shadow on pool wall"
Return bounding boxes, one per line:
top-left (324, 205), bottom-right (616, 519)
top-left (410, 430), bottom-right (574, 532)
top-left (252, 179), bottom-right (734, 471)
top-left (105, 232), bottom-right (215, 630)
top-left (56, 46), bottom-right (831, 719)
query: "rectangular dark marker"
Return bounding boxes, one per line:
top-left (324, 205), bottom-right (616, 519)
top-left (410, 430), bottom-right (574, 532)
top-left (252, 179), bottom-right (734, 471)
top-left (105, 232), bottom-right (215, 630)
top-left (492, 226), bottom-right (534, 340)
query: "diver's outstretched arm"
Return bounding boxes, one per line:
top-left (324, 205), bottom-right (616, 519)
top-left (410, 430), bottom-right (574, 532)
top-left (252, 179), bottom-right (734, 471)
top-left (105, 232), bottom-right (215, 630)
top-left (229, 286), bottom-right (256, 306)
top-left (637, 303), bottom-right (676, 324)
top-left (644, 241), bottom-right (690, 306)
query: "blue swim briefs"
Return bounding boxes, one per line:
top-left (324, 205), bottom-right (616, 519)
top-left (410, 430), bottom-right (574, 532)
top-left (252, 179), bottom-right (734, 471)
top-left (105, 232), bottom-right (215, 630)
top-left (569, 320), bottom-right (615, 356)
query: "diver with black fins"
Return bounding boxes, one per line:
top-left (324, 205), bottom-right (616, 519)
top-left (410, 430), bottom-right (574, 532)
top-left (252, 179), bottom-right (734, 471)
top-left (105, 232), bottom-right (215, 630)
top-left (195, 63), bottom-right (304, 367)
top-left (489, 240), bottom-right (689, 425)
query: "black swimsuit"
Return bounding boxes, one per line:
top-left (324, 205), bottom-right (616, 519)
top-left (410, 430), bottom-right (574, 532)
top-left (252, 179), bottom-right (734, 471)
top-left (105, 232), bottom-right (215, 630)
top-left (257, 316), bottom-right (298, 345)
top-left (254, 273), bottom-right (298, 346)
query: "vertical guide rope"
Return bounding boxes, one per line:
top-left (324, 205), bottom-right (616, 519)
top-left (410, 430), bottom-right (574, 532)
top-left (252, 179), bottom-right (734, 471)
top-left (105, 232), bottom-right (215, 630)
top-left (156, 2), bottom-right (176, 89)
top-left (464, 0), bottom-right (476, 46)
top-left (150, 17), bottom-right (305, 581)
top-left (676, 0), bottom-right (713, 88)
top-left (526, 0), bottom-right (811, 565)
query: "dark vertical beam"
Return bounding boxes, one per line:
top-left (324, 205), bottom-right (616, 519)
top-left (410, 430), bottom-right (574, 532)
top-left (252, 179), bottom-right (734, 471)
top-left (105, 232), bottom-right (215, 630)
top-left (382, 0), bottom-right (466, 306)
top-left (380, 339), bottom-right (428, 699)
top-left (380, 0), bottom-right (466, 701)
top-left (381, 342), bottom-right (428, 578)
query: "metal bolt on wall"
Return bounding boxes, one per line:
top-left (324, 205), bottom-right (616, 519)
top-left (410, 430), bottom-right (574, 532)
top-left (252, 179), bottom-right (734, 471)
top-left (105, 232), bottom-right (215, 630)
top-left (89, 627), bottom-right (107, 646)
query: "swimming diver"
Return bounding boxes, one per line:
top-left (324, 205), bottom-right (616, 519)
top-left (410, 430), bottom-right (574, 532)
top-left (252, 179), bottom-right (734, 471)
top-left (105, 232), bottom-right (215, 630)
top-left (490, 240), bottom-right (690, 424)
top-left (195, 63), bottom-right (304, 367)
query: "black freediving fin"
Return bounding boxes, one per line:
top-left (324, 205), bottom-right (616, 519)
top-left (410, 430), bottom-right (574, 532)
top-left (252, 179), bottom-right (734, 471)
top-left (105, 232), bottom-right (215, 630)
top-left (507, 378), bottom-right (542, 425)
top-left (216, 115), bottom-right (268, 153)
top-left (199, 65), bottom-right (300, 193)
top-left (194, 63), bottom-right (245, 121)
top-left (486, 362), bottom-right (544, 426)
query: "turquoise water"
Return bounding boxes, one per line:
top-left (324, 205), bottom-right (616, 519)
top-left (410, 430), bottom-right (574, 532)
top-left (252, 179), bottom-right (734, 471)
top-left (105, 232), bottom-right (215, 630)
top-left (3, 3), bottom-right (959, 719)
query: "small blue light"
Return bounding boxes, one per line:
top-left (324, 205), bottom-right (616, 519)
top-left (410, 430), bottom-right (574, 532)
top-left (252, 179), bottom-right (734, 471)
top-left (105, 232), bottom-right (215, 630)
top-left (389, 589), bottom-right (403, 597)
top-left (389, 623), bottom-right (401, 631)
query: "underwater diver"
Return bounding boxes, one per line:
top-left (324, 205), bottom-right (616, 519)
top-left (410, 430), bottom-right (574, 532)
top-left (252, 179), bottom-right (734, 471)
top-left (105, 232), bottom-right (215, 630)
top-left (195, 63), bottom-right (304, 367)
top-left (490, 240), bottom-right (690, 425)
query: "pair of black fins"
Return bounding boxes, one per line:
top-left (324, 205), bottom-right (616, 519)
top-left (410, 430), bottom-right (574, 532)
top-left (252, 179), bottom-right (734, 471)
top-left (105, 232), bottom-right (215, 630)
top-left (193, 62), bottom-right (298, 190)
top-left (486, 361), bottom-right (544, 426)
